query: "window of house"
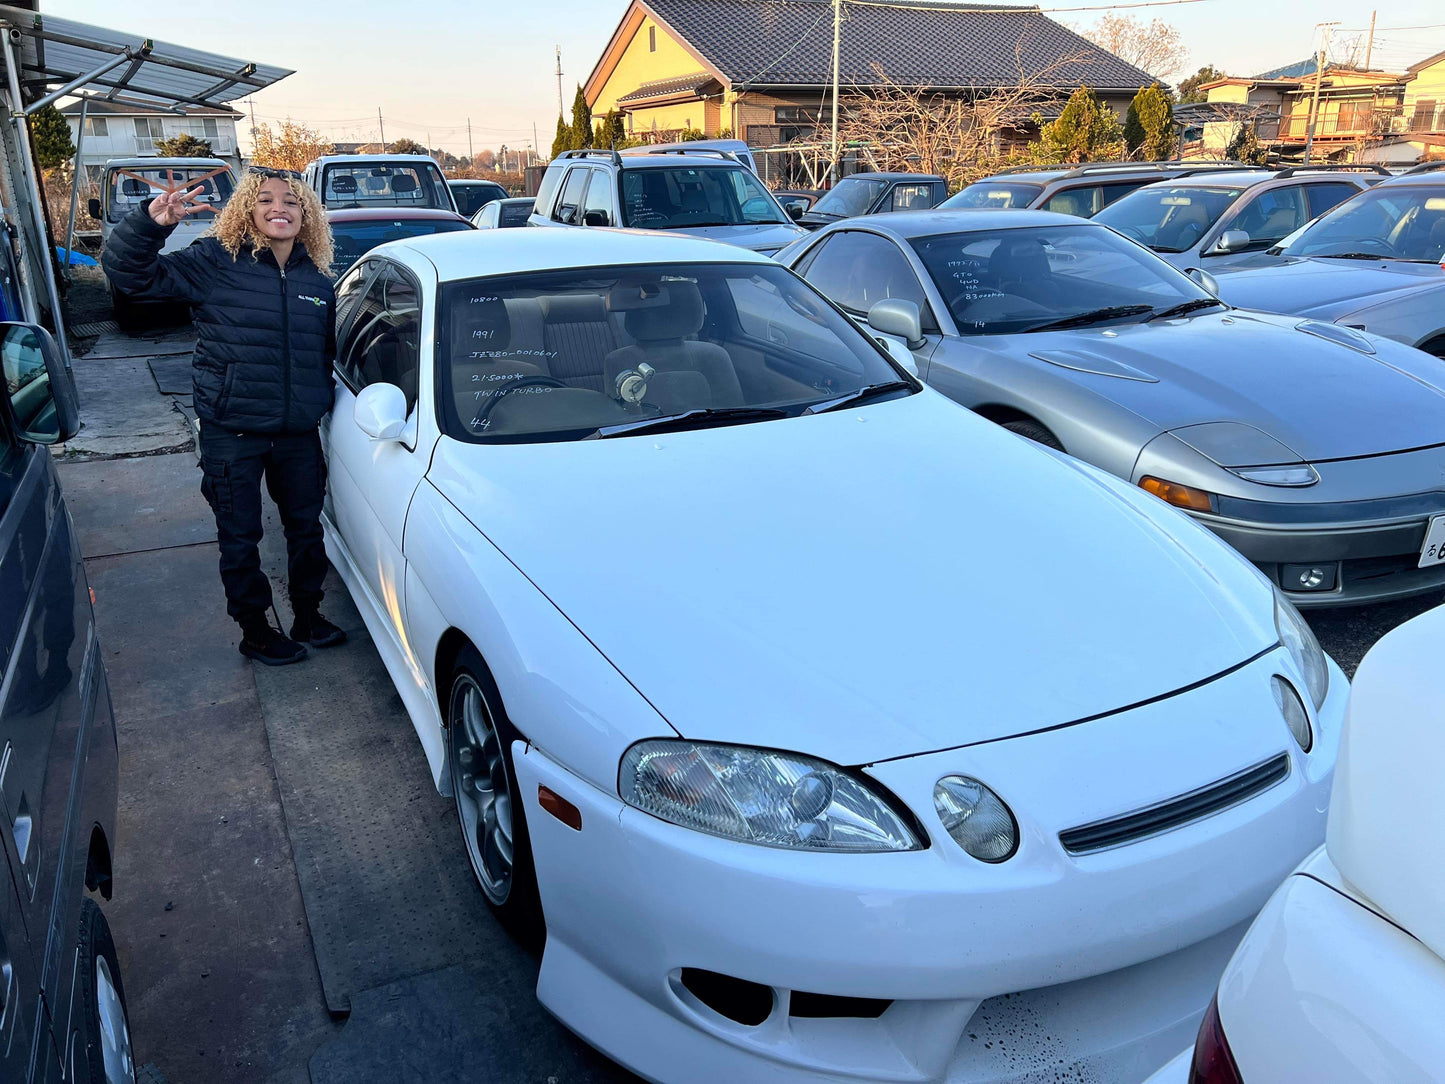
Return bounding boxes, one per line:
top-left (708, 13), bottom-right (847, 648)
top-left (83, 117), bottom-right (108, 138)
top-left (1411, 100), bottom-right (1438, 132)
top-left (203, 118), bottom-right (219, 138)
top-left (132, 117), bottom-right (164, 141)
top-left (649, 26), bottom-right (656, 51)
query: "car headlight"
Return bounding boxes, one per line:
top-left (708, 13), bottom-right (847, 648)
top-left (1271, 675), bottom-right (1313, 752)
top-left (619, 740), bottom-right (921, 852)
top-left (933, 776), bottom-right (1018, 862)
top-left (1230, 465), bottom-right (1319, 487)
top-left (1274, 588), bottom-right (1329, 710)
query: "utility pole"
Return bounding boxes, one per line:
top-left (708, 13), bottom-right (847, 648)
top-left (378, 107), bottom-right (386, 148)
top-left (1364, 10), bottom-right (1376, 70)
top-left (533, 122), bottom-right (540, 161)
top-left (830, 0), bottom-right (841, 183)
top-left (1303, 22), bottom-right (1337, 164)
top-left (556, 46), bottom-right (565, 119)
top-left (467, 118), bottom-right (474, 162)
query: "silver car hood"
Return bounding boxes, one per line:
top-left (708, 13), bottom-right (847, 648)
top-left (1010, 311), bottom-right (1445, 461)
top-left (664, 221), bottom-right (807, 252)
top-left (1212, 256), bottom-right (1443, 320)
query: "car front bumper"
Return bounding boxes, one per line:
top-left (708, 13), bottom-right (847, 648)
top-left (512, 649), bottom-right (1346, 1083)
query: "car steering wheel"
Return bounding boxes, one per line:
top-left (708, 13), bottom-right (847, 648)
top-left (471, 375), bottom-right (567, 429)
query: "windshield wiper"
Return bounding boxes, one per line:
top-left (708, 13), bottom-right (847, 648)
top-left (1024, 305), bottom-right (1155, 333)
top-left (659, 219), bottom-right (732, 229)
top-left (804, 380), bottom-right (915, 415)
top-left (1145, 298), bottom-right (1227, 322)
top-left (591, 406), bottom-right (789, 438)
top-left (1316, 251), bottom-right (1399, 260)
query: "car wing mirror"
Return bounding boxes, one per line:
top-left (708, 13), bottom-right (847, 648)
top-left (583, 209), bottom-right (611, 227)
top-left (1211, 229), bottom-right (1250, 255)
top-left (867, 298), bottom-right (925, 350)
top-left (1326, 604), bottom-right (1445, 962)
top-left (1184, 267), bottom-right (1221, 297)
top-left (787, 203), bottom-right (804, 220)
top-left (0, 322), bottom-right (78, 444)
top-left (353, 382), bottom-right (409, 441)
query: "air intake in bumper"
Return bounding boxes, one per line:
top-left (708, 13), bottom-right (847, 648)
top-left (1059, 753), bottom-right (1291, 855)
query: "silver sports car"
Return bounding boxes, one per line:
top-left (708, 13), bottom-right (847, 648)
top-left (1210, 165), bottom-right (1445, 358)
top-left (779, 209), bottom-right (1445, 607)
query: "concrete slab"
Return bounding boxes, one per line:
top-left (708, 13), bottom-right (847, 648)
top-left (148, 355), bottom-right (194, 396)
top-left (308, 961), bottom-right (633, 1084)
top-left (84, 327), bottom-right (196, 360)
top-left (62, 354), bottom-right (193, 459)
top-left (58, 453), bottom-right (213, 558)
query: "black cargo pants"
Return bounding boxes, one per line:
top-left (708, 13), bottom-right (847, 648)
top-left (198, 421), bottom-right (328, 627)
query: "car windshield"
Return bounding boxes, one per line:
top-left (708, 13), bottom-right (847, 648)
top-left (1280, 185), bottom-right (1445, 262)
top-left (437, 262), bottom-right (908, 442)
top-left (330, 218), bottom-right (472, 274)
top-left (321, 162), bottom-right (452, 210)
top-left (450, 182), bottom-right (507, 216)
top-left (1094, 185), bottom-right (1245, 252)
top-left (107, 165), bottom-right (234, 223)
top-left (911, 224), bottom-right (1210, 335)
top-left (810, 177), bottom-right (890, 217)
top-left (940, 182), bottom-right (1044, 209)
top-left (621, 167), bottom-right (788, 228)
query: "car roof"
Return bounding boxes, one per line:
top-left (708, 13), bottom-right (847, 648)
top-left (1378, 170), bottom-right (1445, 187)
top-left (327, 208), bottom-right (470, 223)
top-left (312, 154), bottom-right (440, 165)
top-left (832, 208), bottom-right (1090, 237)
top-left (836, 172), bottom-right (945, 182)
top-left (393, 225), bottom-right (773, 281)
top-left (448, 178), bottom-right (505, 186)
top-left (103, 157), bottom-right (230, 169)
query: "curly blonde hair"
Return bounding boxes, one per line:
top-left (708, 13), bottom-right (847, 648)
top-left (210, 171), bottom-right (334, 275)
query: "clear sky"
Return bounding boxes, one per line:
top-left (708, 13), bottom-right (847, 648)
top-left (45, 0), bottom-right (1445, 156)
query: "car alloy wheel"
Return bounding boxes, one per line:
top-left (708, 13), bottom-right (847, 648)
top-left (95, 956), bottom-right (135, 1084)
top-left (449, 672), bottom-right (515, 906)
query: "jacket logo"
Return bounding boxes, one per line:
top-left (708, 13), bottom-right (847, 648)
top-left (297, 294), bottom-right (327, 307)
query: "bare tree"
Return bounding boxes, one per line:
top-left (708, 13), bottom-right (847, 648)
top-left (830, 47), bottom-right (1089, 188)
top-left (250, 121), bottom-right (334, 171)
top-left (1079, 15), bottom-right (1185, 81)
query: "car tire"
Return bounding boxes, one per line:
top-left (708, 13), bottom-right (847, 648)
top-left (1002, 418), bottom-right (1065, 452)
top-left (75, 899), bottom-right (136, 1084)
top-left (446, 646), bottom-right (542, 938)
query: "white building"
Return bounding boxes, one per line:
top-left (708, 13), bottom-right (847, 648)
top-left (60, 99), bottom-right (244, 186)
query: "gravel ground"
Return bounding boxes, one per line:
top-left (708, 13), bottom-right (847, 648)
top-left (1306, 589), bottom-right (1442, 679)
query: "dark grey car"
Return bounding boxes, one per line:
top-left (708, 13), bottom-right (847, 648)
top-left (797, 173), bottom-right (946, 229)
top-left (784, 211), bottom-right (1445, 607)
top-left (941, 161), bottom-right (1261, 218)
top-left (1, 324), bottom-right (133, 1082)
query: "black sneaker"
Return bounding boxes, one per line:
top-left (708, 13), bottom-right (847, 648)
top-left (290, 610), bottom-right (347, 648)
top-left (239, 623), bottom-right (309, 666)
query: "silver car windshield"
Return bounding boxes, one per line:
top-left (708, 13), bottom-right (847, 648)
top-left (940, 182), bottom-right (1043, 209)
top-left (1281, 185), bottom-right (1445, 262)
top-left (911, 224), bottom-right (1210, 335)
top-left (811, 177), bottom-right (890, 217)
top-left (1094, 186), bottom-right (1245, 252)
top-left (437, 262), bottom-right (909, 442)
top-left (107, 166), bottom-right (234, 223)
top-left (621, 167), bottom-right (788, 227)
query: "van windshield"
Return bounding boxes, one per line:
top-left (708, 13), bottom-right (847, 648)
top-left (106, 165), bottom-right (234, 223)
top-left (320, 162), bottom-right (453, 210)
top-left (621, 167), bottom-right (788, 228)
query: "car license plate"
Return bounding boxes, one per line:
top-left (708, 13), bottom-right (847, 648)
top-left (1421, 514), bottom-right (1445, 568)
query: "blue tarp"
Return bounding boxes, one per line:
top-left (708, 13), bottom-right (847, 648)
top-left (56, 246), bottom-right (98, 266)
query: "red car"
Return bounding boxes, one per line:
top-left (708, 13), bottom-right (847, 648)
top-left (327, 207), bottom-right (473, 274)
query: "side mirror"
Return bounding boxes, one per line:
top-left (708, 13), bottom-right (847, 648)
top-left (583, 209), bottom-right (611, 227)
top-left (1211, 229), bottom-right (1250, 255)
top-left (1185, 267), bottom-right (1221, 297)
top-left (353, 382), bottom-right (409, 441)
top-left (1326, 603), bottom-right (1445, 962)
top-left (787, 203), bottom-right (804, 221)
top-left (87, 197), bottom-right (101, 219)
top-left (0, 322), bottom-right (78, 444)
top-left (867, 298), bottom-right (925, 350)
top-left (875, 334), bottom-right (919, 376)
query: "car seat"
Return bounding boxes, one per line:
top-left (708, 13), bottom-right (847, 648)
top-left (1157, 202), bottom-right (1210, 251)
top-left (539, 294), bottom-right (619, 392)
top-left (392, 173), bottom-right (418, 199)
top-left (603, 281), bottom-right (743, 410)
top-left (990, 236), bottom-right (1052, 298)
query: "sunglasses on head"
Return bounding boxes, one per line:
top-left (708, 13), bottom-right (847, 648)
top-left (247, 166), bottom-right (303, 180)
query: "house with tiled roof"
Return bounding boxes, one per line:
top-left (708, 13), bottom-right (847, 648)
top-left (60, 99), bottom-right (244, 185)
top-left (583, 0), bottom-right (1159, 151)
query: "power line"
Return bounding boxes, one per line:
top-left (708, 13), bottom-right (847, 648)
top-left (844, 0), bottom-right (1211, 10)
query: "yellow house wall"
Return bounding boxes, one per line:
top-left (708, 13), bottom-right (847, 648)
top-left (592, 15), bottom-right (711, 116)
top-left (1405, 58), bottom-right (1445, 116)
top-left (626, 101), bottom-right (711, 134)
top-left (1206, 84), bottom-right (1250, 105)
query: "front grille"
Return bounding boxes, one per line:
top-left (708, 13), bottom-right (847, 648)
top-left (1059, 753), bottom-right (1291, 855)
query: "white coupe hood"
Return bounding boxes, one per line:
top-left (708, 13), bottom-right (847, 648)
top-left (427, 392), bottom-right (1276, 765)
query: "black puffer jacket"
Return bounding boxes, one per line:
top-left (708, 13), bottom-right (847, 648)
top-left (103, 205), bottom-right (336, 434)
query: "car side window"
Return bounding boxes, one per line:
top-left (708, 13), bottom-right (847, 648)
top-left (335, 260), bottom-right (375, 331)
top-left (339, 264), bottom-right (423, 413)
top-left (1042, 184), bottom-right (1102, 217)
top-left (801, 231), bottom-right (932, 321)
top-left (891, 184), bottom-right (935, 211)
top-left (1230, 186), bottom-right (1308, 248)
top-left (553, 168), bottom-right (589, 225)
top-left (1305, 182), bottom-right (1362, 220)
top-left (581, 169), bottom-right (614, 226)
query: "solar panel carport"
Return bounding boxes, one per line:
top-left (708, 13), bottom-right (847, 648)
top-left (0, 4), bottom-right (291, 360)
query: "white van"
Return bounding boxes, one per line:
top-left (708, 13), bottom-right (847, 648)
top-left (89, 156), bottom-right (235, 255)
top-left (303, 154), bottom-right (458, 212)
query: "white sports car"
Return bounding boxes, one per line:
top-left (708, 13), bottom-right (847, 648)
top-left (1146, 603), bottom-right (1445, 1084)
top-left (319, 227), bottom-right (1347, 1083)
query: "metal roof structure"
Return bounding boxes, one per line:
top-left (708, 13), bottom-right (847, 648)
top-left (0, 4), bottom-right (292, 112)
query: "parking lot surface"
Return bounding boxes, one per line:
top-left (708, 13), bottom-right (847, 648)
top-left (56, 327), bottom-right (1441, 1082)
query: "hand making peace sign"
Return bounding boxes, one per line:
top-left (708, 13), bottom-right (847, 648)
top-left (138, 167), bottom-right (229, 227)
